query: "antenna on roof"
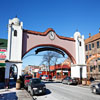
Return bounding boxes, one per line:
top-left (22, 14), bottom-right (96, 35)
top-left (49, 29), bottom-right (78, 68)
top-left (89, 33), bottom-right (91, 38)
top-left (99, 28), bottom-right (100, 33)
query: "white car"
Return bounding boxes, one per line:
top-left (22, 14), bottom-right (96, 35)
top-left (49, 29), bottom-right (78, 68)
top-left (42, 75), bottom-right (48, 80)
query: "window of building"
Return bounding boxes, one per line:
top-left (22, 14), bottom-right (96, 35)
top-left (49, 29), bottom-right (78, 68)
top-left (94, 66), bottom-right (96, 70)
top-left (98, 58), bottom-right (100, 60)
top-left (99, 65), bottom-right (100, 72)
top-left (57, 73), bottom-right (60, 76)
top-left (89, 55), bottom-right (91, 57)
top-left (92, 43), bottom-right (94, 48)
top-left (14, 30), bottom-right (17, 37)
top-left (63, 72), bottom-right (68, 76)
top-left (97, 41), bottom-right (99, 48)
top-left (85, 45), bottom-right (88, 51)
top-left (89, 44), bottom-right (91, 50)
top-left (90, 66), bottom-right (93, 72)
top-left (79, 42), bottom-right (81, 46)
top-left (86, 55), bottom-right (88, 60)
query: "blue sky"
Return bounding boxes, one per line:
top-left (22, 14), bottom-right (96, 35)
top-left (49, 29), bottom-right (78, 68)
top-left (0, 0), bottom-right (100, 68)
top-left (1, 0), bottom-right (100, 39)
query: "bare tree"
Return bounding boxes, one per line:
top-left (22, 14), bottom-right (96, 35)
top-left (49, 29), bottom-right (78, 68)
top-left (41, 51), bottom-right (61, 74)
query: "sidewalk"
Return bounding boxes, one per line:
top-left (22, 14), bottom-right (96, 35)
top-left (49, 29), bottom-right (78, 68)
top-left (0, 88), bottom-right (33, 100)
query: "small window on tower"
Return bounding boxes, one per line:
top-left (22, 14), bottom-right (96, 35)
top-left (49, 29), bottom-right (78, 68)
top-left (79, 41), bottom-right (81, 46)
top-left (14, 30), bottom-right (17, 36)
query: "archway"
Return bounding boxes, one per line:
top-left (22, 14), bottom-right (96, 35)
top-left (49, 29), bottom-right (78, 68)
top-left (10, 64), bottom-right (18, 81)
top-left (86, 54), bottom-right (100, 79)
top-left (5, 17), bottom-right (86, 87)
top-left (86, 54), bottom-right (100, 64)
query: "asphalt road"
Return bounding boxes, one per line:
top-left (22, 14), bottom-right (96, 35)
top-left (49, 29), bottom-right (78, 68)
top-left (0, 82), bottom-right (100, 100)
top-left (33, 82), bottom-right (100, 100)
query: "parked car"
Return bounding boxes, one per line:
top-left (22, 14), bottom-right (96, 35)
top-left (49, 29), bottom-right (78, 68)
top-left (42, 75), bottom-right (48, 80)
top-left (24, 75), bottom-right (32, 88)
top-left (62, 76), bottom-right (78, 85)
top-left (90, 82), bottom-right (100, 94)
top-left (45, 75), bottom-right (52, 81)
top-left (28, 78), bottom-right (46, 96)
top-left (39, 75), bottom-right (43, 80)
top-left (52, 76), bottom-right (56, 81)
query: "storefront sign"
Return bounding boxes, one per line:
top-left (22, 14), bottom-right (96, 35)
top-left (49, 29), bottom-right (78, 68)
top-left (0, 49), bottom-right (6, 59)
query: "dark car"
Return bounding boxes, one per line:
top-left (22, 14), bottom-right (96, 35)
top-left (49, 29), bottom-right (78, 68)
top-left (46, 75), bottom-right (52, 81)
top-left (62, 77), bottom-right (78, 85)
top-left (90, 82), bottom-right (100, 94)
top-left (28, 78), bottom-right (46, 96)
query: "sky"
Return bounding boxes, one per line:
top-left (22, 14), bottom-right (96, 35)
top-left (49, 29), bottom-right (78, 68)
top-left (0, 0), bottom-right (100, 69)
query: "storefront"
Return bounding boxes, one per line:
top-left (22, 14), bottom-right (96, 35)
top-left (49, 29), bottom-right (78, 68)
top-left (0, 60), bottom-right (5, 82)
top-left (0, 49), bottom-right (6, 82)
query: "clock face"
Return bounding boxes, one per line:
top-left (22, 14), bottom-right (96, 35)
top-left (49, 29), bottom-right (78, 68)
top-left (49, 31), bottom-right (55, 40)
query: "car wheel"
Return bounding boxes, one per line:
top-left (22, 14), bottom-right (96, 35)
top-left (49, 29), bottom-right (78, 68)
top-left (67, 83), bottom-right (70, 85)
top-left (92, 87), bottom-right (96, 94)
top-left (62, 81), bottom-right (64, 84)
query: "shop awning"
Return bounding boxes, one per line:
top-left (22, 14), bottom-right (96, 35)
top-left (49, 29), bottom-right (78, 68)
top-left (0, 63), bottom-right (6, 66)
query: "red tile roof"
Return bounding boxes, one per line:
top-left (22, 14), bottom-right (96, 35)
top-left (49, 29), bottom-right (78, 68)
top-left (23, 28), bottom-right (75, 41)
top-left (85, 33), bottom-right (100, 44)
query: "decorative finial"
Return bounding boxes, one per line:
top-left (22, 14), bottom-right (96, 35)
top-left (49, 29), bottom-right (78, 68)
top-left (76, 29), bottom-right (78, 32)
top-left (15, 15), bottom-right (17, 18)
top-left (99, 28), bottom-right (100, 33)
top-left (89, 33), bottom-right (91, 38)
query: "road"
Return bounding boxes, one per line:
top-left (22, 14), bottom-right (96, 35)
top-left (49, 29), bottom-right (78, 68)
top-left (33, 81), bottom-right (100, 100)
top-left (0, 82), bottom-right (100, 100)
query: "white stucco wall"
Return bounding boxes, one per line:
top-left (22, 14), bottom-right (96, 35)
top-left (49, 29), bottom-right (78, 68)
top-left (5, 17), bottom-right (23, 79)
top-left (71, 31), bottom-right (87, 79)
top-left (71, 65), bottom-right (87, 78)
top-left (6, 18), bottom-right (23, 61)
top-left (82, 66), bottom-right (87, 78)
top-left (71, 65), bottom-right (80, 78)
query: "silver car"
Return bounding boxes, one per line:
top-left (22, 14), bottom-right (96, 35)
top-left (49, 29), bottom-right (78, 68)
top-left (62, 77), bottom-right (78, 85)
top-left (90, 82), bottom-right (100, 94)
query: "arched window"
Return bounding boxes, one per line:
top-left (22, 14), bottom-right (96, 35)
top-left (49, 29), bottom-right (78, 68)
top-left (14, 30), bottom-right (17, 36)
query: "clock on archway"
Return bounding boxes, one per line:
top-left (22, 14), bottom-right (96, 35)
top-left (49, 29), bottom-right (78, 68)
top-left (49, 31), bottom-right (55, 40)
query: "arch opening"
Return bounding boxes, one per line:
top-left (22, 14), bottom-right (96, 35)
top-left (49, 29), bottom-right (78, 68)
top-left (9, 64), bottom-right (18, 81)
top-left (22, 44), bottom-right (76, 64)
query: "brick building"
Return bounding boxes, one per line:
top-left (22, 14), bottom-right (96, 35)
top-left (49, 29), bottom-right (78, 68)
top-left (85, 30), bottom-right (100, 80)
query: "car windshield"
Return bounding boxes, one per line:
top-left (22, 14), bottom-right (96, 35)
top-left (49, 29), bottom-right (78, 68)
top-left (25, 76), bottom-right (32, 80)
top-left (32, 79), bottom-right (41, 84)
top-left (65, 77), bottom-right (71, 80)
top-left (43, 75), bottom-right (48, 77)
